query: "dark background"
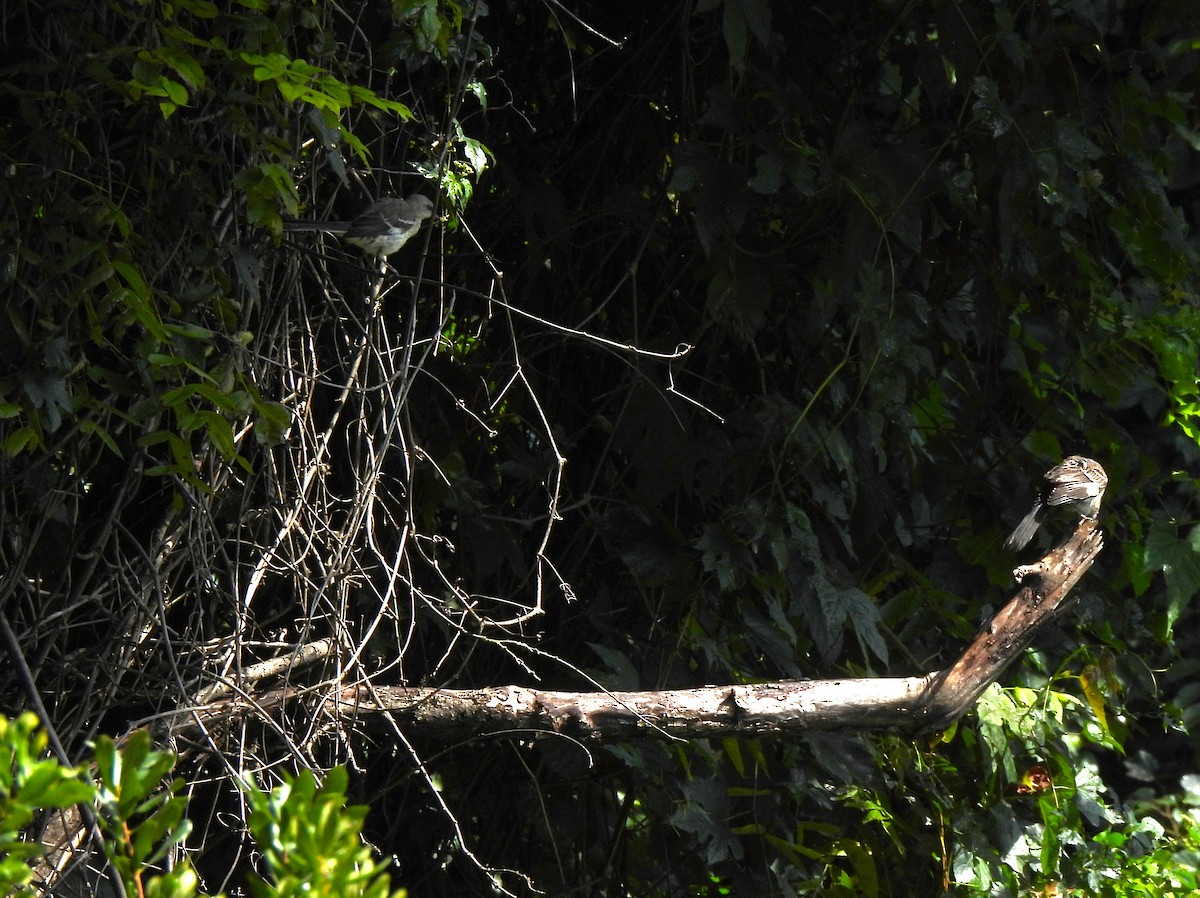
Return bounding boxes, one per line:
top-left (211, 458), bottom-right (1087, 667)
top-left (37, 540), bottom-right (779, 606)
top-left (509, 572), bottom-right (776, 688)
top-left (3, 0), bottom-right (1200, 894)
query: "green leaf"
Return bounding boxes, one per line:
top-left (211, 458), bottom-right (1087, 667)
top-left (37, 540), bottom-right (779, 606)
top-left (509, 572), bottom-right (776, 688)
top-left (4, 426), bottom-right (39, 456)
top-left (721, 0), bottom-right (747, 74)
top-left (156, 47), bottom-right (206, 89)
top-left (1143, 520), bottom-right (1200, 634)
top-left (254, 400), bottom-right (292, 445)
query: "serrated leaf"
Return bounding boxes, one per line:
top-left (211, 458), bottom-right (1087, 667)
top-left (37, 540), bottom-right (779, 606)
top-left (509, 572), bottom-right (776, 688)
top-left (1144, 520), bottom-right (1200, 633)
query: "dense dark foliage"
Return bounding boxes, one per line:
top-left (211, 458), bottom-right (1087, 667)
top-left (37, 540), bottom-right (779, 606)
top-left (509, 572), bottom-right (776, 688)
top-left (4, 0), bottom-right (1200, 895)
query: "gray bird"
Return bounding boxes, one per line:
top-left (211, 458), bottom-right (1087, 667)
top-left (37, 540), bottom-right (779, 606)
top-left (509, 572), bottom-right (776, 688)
top-left (1003, 455), bottom-right (1108, 551)
top-left (284, 194), bottom-right (435, 257)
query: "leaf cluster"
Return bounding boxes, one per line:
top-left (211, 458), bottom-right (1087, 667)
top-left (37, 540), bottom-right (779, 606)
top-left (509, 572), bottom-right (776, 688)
top-left (0, 713), bottom-right (406, 898)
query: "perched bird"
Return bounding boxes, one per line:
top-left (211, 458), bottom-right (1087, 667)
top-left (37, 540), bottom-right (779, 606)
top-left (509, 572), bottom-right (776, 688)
top-left (1003, 455), bottom-right (1108, 551)
top-left (283, 194), bottom-right (435, 257)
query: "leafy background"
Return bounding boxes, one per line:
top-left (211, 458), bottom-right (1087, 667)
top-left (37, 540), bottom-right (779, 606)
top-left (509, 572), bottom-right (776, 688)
top-left (3, 0), bottom-right (1200, 895)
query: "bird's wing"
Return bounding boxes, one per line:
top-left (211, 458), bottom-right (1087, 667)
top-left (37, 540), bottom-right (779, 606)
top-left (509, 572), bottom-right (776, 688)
top-left (1045, 476), bottom-right (1104, 505)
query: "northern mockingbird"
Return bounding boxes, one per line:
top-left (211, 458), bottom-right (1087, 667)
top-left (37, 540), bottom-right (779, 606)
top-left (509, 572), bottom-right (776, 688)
top-left (283, 194), bottom-right (435, 257)
top-left (1003, 455), bottom-right (1108, 551)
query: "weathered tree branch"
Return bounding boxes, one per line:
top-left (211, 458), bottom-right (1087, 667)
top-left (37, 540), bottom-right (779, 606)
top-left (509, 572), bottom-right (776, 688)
top-left (915, 518), bottom-right (1104, 731)
top-left (171, 520), bottom-right (1103, 745)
